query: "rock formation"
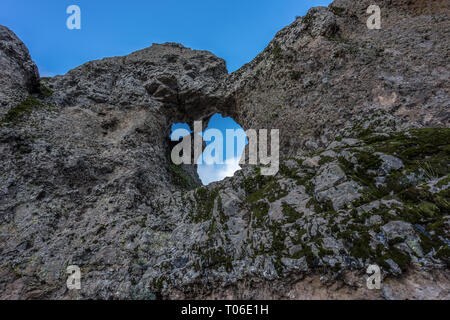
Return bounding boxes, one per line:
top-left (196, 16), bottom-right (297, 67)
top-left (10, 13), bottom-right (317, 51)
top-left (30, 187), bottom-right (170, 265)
top-left (0, 26), bottom-right (40, 119)
top-left (0, 0), bottom-right (449, 299)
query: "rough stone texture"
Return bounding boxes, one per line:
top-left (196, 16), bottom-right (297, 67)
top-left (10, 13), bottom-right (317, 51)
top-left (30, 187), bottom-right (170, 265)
top-left (227, 0), bottom-right (449, 158)
top-left (0, 0), bottom-right (449, 300)
top-left (0, 25), bottom-right (40, 118)
top-left (382, 221), bottom-right (417, 242)
top-left (205, 268), bottom-right (449, 300)
top-left (317, 180), bottom-right (363, 210)
top-left (46, 42), bottom-right (232, 123)
top-left (376, 153), bottom-right (404, 175)
top-left (313, 163), bottom-right (347, 193)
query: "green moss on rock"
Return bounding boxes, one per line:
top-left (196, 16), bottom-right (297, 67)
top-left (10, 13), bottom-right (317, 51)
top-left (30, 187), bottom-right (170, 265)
top-left (282, 202), bottom-right (303, 223)
top-left (271, 43), bottom-right (283, 61)
top-left (1, 96), bottom-right (44, 125)
top-left (250, 201), bottom-right (270, 228)
top-left (168, 154), bottom-right (199, 191)
top-left (39, 83), bottom-right (54, 97)
top-left (190, 187), bottom-right (219, 223)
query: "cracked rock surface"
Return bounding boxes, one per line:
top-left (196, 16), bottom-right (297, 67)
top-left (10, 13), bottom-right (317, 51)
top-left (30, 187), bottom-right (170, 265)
top-left (0, 0), bottom-right (449, 299)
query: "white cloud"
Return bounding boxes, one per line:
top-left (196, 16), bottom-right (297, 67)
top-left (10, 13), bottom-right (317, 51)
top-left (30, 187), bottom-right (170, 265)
top-left (197, 157), bottom-right (242, 185)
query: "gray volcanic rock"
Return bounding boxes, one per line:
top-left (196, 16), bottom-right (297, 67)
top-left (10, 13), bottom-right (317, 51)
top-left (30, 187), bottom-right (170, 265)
top-left (227, 0), bottom-right (449, 158)
top-left (0, 0), bottom-right (449, 300)
top-left (45, 42), bottom-right (231, 123)
top-left (0, 26), bottom-right (40, 117)
top-left (0, 41), bottom-right (229, 299)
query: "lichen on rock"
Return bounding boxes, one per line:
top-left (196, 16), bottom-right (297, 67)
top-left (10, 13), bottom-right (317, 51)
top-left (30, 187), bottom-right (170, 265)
top-left (0, 0), bottom-right (449, 300)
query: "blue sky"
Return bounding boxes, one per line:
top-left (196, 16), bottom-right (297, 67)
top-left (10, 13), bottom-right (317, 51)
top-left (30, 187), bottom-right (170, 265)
top-left (1, 0), bottom-right (333, 76)
top-left (171, 114), bottom-right (248, 185)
